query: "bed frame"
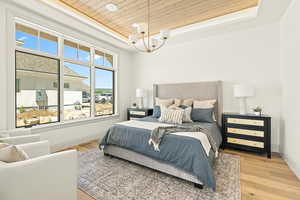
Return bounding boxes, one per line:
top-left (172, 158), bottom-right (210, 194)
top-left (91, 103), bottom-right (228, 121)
top-left (104, 81), bottom-right (223, 189)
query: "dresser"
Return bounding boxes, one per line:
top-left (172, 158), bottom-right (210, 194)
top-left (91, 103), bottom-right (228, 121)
top-left (222, 113), bottom-right (271, 158)
top-left (127, 108), bottom-right (153, 120)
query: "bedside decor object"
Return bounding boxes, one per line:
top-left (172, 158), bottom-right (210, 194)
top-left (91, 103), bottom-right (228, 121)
top-left (132, 102), bottom-right (137, 108)
top-left (127, 108), bottom-right (153, 120)
top-left (136, 88), bottom-right (145, 109)
top-left (234, 84), bottom-right (254, 114)
top-left (222, 113), bottom-right (271, 158)
top-left (253, 106), bottom-right (262, 116)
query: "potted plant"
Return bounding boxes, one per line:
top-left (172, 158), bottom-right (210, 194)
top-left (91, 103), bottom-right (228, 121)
top-left (253, 106), bottom-right (262, 116)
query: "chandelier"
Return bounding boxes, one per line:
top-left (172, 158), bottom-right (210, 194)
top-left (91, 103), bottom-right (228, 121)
top-left (128, 0), bottom-right (170, 53)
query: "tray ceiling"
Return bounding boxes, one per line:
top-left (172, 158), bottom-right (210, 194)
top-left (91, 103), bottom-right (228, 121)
top-left (58, 0), bottom-right (259, 38)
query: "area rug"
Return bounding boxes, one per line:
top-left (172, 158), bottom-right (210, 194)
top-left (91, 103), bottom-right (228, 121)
top-left (78, 148), bottom-right (240, 200)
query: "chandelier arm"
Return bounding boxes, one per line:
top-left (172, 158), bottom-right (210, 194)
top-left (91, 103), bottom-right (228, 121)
top-left (142, 33), bottom-right (149, 51)
top-left (133, 44), bottom-right (148, 53)
top-left (151, 39), bottom-right (166, 52)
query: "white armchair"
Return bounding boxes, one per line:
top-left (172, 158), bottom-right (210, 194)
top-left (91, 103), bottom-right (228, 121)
top-left (0, 128), bottom-right (40, 145)
top-left (0, 141), bottom-right (78, 200)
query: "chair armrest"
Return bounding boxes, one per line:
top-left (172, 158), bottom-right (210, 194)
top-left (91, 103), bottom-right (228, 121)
top-left (0, 134), bottom-right (40, 145)
top-left (0, 150), bottom-right (78, 200)
top-left (17, 141), bottom-right (50, 158)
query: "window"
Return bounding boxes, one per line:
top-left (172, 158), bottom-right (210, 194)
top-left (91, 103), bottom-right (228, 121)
top-left (63, 62), bottom-right (91, 121)
top-left (15, 21), bottom-right (117, 128)
top-left (95, 68), bottom-right (114, 116)
top-left (16, 24), bottom-right (58, 55)
top-left (94, 50), bottom-right (113, 68)
top-left (15, 51), bottom-right (60, 128)
top-left (64, 40), bottom-right (90, 63)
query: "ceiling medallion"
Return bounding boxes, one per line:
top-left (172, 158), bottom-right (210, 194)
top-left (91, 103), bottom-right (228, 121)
top-left (128, 0), bottom-right (170, 53)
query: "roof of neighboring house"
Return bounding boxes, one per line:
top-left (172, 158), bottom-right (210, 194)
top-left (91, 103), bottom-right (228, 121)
top-left (16, 51), bottom-right (88, 79)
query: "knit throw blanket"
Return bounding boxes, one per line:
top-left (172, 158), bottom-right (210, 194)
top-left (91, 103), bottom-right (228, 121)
top-left (148, 125), bottom-right (218, 155)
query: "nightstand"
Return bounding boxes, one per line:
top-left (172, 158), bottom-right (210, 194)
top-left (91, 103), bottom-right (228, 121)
top-left (222, 113), bottom-right (271, 158)
top-left (127, 108), bottom-right (153, 120)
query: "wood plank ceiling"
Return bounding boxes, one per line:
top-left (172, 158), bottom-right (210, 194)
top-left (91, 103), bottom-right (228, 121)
top-left (59, 0), bottom-right (259, 38)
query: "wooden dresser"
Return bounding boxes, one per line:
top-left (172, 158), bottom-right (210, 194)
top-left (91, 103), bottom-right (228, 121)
top-left (127, 108), bottom-right (153, 120)
top-left (222, 113), bottom-right (271, 158)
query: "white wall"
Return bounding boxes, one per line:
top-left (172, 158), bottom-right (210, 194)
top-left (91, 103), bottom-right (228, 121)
top-left (280, 0), bottom-right (300, 179)
top-left (0, 0), bottom-right (133, 151)
top-left (132, 22), bottom-right (282, 152)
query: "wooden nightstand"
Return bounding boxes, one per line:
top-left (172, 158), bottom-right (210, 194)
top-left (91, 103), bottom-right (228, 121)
top-left (127, 108), bottom-right (153, 120)
top-left (222, 113), bottom-right (271, 158)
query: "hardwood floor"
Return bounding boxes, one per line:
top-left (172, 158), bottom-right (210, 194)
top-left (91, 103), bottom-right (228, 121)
top-left (71, 141), bottom-right (300, 200)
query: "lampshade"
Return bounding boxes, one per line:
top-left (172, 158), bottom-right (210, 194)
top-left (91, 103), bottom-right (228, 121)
top-left (136, 88), bottom-right (145, 98)
top-left (234, 84), bottom-right (254, 98)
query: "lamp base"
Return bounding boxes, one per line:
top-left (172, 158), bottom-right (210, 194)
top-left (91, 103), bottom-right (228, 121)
top-left (239, 97), bottom-right (247, 115)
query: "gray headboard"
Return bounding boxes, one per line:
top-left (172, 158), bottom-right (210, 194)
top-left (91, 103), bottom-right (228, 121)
top-left (153, 81), bottom-right (223, 125)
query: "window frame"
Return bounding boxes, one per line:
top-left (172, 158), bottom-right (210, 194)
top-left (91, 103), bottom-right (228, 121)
top-left (15, 50), bottom-right (61, 128)
top-left (13, 18), bottom-right (118, 128)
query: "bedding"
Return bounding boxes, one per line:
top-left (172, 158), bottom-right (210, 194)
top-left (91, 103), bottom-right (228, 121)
top-left (99, 117), bottom-right (222, 190)
top-left (191, 108), bottom-right (215, 123)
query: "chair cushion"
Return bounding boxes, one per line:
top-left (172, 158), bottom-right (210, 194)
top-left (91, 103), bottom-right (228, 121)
top-left (0, 145), bottom-right (29, 163)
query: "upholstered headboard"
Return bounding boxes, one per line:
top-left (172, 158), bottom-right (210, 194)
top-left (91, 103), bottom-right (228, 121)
top-left (153, 81), bottom-right (223, 125)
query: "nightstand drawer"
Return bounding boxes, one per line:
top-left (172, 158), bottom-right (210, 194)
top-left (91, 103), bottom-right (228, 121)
top-left (227, 128), bottom-right (264, 137)
top-left (227, 118), bottom-right (264, 126)
top-left (228, 137), bottom-right (264, 148)
top-left (129, 111), bottom-right (146, 116)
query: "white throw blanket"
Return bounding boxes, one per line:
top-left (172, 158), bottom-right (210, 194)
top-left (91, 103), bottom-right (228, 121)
top-left (116, 120), bottom-right (212, 156)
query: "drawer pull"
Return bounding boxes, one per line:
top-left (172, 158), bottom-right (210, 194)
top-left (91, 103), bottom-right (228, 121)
top-left (129, 111), bottom-right (146, 116)
top-left (227, 118), bottom-right (264, 126)
top-left (228, 137), bottom-right (264, 148)
top-left (227, 128), bottom-right (264, 137)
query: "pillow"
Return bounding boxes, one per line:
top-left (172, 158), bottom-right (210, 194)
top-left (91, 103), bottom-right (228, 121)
top-left (159, 106), bottom-right (184, 124)
top-left (193, 99), bottom-right (217, 121)
top-left (182, 99), bottom-right (193, 107)
top-left (0, 143), bottom-right (10, 149)
top-left (168, 98), bottom-right (182, 109)
top-left (191, 108), bottom-right (214, 123)
top-left (0, 133), bottom-right (9, 138)
top-left (152, 105), bottom-right (161, 118)
top-left (155, 98), bottom-right (174, 107)
top-left (193, 99), bottom-right (216, 108)
top-left (178, 105), bottom-right (193, 123)
top-left (0, 145), bottom-right (29, 163)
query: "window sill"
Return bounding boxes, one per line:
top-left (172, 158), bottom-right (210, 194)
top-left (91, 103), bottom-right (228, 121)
top-left (30, 114), bottom-right (120, 133)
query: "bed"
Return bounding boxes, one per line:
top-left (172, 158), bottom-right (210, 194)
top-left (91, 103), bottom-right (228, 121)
top-left (99, 81), bottom-right (223, 190)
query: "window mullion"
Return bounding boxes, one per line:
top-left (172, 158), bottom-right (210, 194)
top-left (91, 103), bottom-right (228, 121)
top-left (91, 47), bottom-right (95, 117)
top-left (59, 37), bottom-right (64, 122)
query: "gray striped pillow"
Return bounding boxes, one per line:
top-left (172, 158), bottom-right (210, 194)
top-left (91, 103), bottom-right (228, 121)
top-left (159, 106), bottom-right (184, 124)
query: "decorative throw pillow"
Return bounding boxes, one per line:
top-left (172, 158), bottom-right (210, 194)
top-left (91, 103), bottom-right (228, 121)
top-left (0, 133), bottom-right (9, 138)
top-left (0, 145), bottom-right (29, 163)
top-left (168, 98), bottom-right (182, 109)
top-left (178, 105), bottom-right (193, 123)
top-left (152, 105), bottom-right (161, 118)
top-left (191, 108), bottom-right (214, 123)
top-left (155, 98), bottom-right (174, 107)
top-left (159, 106), bottom-right (184, 124)
top-left (182, 99), bottom-right (193, 107)
top-left (193, 99), bottom-right (217, 121)
top-left (0, 143), bottom-right (10, 149)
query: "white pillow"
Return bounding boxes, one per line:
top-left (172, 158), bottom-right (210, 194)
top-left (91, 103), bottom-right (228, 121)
top-left (193, 99), bottom-right (216, 108)
top-left (0, 145), bottom-right (29, 163)
top-left (181, 106), bottom-right (193, 123)
top-left (155, 98), bottom-right (174, 107)
top-left (0, 143), bottom-right (10, 149)
top-left (182, 99), bottom-right (193, 107)
top-left (159, 106), bottom-right (184, 124)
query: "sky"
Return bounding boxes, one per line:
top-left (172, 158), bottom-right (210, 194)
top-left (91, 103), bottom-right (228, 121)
top-left (16, 30), bottom-right (113, 89)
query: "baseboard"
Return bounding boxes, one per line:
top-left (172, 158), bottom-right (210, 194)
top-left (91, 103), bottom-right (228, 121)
top-left (282, 154), bottom-right (300, 180)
